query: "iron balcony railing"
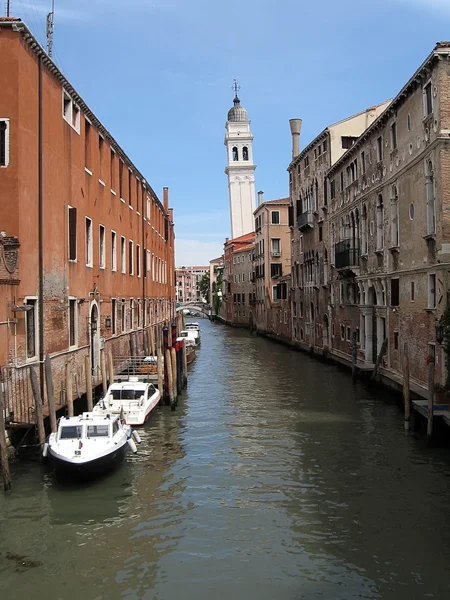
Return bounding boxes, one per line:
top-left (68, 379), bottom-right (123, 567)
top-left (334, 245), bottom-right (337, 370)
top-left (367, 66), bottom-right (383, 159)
top-left (334, 240), bottom-right (360, 269)
top-left (298, 210), bottom-right (313, 231)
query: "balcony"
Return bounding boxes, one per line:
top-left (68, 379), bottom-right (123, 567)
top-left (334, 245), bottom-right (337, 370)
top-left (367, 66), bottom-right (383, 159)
top-left (271, 251), bottom-right (281, 258)
top-left (334, 240), bottom-right (360, 269)
top-left (298, 210), bottom-right (313, 231)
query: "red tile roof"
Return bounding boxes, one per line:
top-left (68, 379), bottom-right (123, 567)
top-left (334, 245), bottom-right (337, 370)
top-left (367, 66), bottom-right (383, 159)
top-left (261, 197), bottom-right (290, 205)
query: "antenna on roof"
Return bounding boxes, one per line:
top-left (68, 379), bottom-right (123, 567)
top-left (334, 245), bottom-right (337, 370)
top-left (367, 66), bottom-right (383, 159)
top-left (46, 0), bottom-right (55, 58)
top-left (6, 1), bottom-right (11, 18)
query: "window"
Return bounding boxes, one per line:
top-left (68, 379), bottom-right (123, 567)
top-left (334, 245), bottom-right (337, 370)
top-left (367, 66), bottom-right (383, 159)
top-left (242, 146), bottom-right (249, 161)
top-left (346, 326), bottom-right (351, 342)
top-left (340, 171), bottom-right (344, 191)
top-left (271, 238), bottom-right (281, 255)
top-left (111, 298), bottom-right (117, 335)
top-left (98, 135), bottom-right (104, 181)
top-left (341, 136), bottom-right (357, 149)
top-left (128, 170), bottom-right (132, 207)
top-left (272, 285), bottom-right (278, 302)
top-left (426, 161), bottom-right (436, 235)
top-left (137, 244), bottom-right (141, 277)
top-left (390, 185), bottom-right (399, 247)
top-left (319, 225), bottom-right (323, 242)
top-left (62, 91), bottom-right (80, 133)
top-left (323, 139), bottom-right (327, 152)
top-left (85, 217), bottom-right (93, 267)
top-left (68, 206), bottom-right (77, 261)
top-left (271, 211), bottom-right (280, 224)
top-left (428, 273), bottom-right (436, 309)
top-left (84, 120), bottom-right (91, 171)
top-left (390, 122), bottom-right (397, 150)
top-left (377, 136), bottom-right (383, 162)
top-left (69, 298), bottom-right (77, 347)
top-left (361, 151), bottom-right (366, 174)
top-left (411, 281), bottom-right (415, 302)
top-left (394, 331), bottom-right (399, 350)
top-left (390, 278), bottom-right (399, 306)
top-left (407, 114), bottom-right (411, 131)
top-left (25, 299), bottom-right (37, 358)
top-left (232, 146), bottom-right (238, 161)
top-left (271, 263), bottom-right (282, 278)
top-left (129, 299), bottom-right (134, 330)
top-left (128, 241), bottom-right (134, 275)
top-left (87, 425), bottom-right (109, 438)
top-left (111, 231), bottom-right (117, 271)
top-left (121, 236), bottom-right (126, 273)
top-left (304, 156), bottom-right (309, 168)
top-left (110, 149), bottom-right (115, 190)
top-left (340, 324), bottom-right (345, 340)
top-left (99, 225), bottom-right (105, 269)
top-left (424, 81), bottom-right (433, 116)
top-left (146, 195), bottom-right (151, 220)
top-left (376, 195), bottom-right (384, 250)
top-left (330, 180), bottom-right (335, 199)
top-left (119, 160), bottom-right (124, 199)
top-left (121, 299), bottom-right (125, 331)
top-left (0, 119), bottom-right (10, 167)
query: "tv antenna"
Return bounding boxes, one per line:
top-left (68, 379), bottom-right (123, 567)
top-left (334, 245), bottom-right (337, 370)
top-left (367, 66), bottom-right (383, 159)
top-left (46, 0), bottom-right (55, 58)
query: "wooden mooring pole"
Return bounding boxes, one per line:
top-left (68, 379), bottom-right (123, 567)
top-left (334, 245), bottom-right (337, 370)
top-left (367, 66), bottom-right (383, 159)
top-left (0, 386), bottom-right (12, 492)
top-left (166, 348), bottom-right (174, 408)
top-left (44, 355), bottom-right (57, 433)
top-left (170, 346), bottom-right (177, 407)
top-left (107, 349), bottom-right (114, 387)
top-left (351, 332), bottom-right (357, 384)
top-left (403, 343), bottom-right (411, 431)
top-left (30, 366), bottom-right (46, 450)
top-left (157, 327), bottom-right (163, 402)
top-left (182, 339), bottom-right (188, 388)
top-left (85, 355), bottom-right (93, 412)
top-left (100, 349), bottom-right (108, 396)
top-left (427, 357), bottom-right (435, 445)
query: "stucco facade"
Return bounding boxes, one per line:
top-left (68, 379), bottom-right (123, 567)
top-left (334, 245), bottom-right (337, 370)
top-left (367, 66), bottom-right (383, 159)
top-left (0, 19), bottom-right (176, 425)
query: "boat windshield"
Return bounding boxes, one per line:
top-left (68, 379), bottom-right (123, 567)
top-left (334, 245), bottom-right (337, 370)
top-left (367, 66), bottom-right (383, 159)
top-left (60, 425), bottom-right (83, 439)
top-left (86, 425), bottom-right (110, 438)
top-left (110, 389), bottom-right (144, 400)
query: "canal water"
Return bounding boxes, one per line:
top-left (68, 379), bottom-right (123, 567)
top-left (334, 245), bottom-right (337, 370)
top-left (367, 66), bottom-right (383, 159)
top-left (1, 320), bottom-right (450, 599)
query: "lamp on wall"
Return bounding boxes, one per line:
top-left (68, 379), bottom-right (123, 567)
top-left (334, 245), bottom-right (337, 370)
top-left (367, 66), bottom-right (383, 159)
top-left (91, 320), bottom-right (97, 333)
top-left (105, 315), bottom-right (112, 329)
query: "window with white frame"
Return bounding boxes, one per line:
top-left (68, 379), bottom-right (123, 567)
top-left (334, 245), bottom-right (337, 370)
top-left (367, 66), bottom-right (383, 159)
top-left (69, 298), bottom-right (77, 347)
top-left (0, 119), bottom-right (10, 167)
top-left (426, 160), bottom-right (436, 235)
top-left (99, 225), bottom-right (105, 269)
top-left (272, 285), bottom-right (278, 301)
top-left (390, 122), bottom-right (397, 150)
top-left (137, 244), bottom-right (141, 277)
top-left (111, 230), bottom-right (117, 271)
top-left (85, 217), bottom-right (93, 267)
top-left (121, 236), bottom-right (126, 273)
top-left (146, 195), bottom-right (151, 220)
top-left (271, 238), bottom-right (281, 256)
top-left (147, 250), bottom-right (151, 273)
top-left (428, 273), bottom-right (436, 309)
top-left (129, 299), bottom-right (134, 330)
top-left (111, 298), bottom-right (117, 335)
top-left (128, 240), bottom-right (134, 275)
top-left (62, 90), bottom-right (80, 133)
top-left (271, 211), bottom-right (280, 225)
top-left (25, 298), bottom-right (37, 358)
top-left (68, 206), bottom-right (77, 261)
top-left (423, 81), bottom-right (433, 117)
top-left (376, 195), bottom-right (384, 250)
top-left (390, 185), bottom-right (399, 247)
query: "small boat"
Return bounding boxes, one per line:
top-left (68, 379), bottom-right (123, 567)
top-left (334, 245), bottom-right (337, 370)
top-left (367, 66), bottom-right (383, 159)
top-left (186, 322), bottom-right (200, 337)
top-left (92, 379), bottom-right (161, 426)
top-left (177, 336), bottom-right (196, 364)
top-left (44, 412), bottom-right (139, 477)
top-left (180, 329), bottom-right (199, 346)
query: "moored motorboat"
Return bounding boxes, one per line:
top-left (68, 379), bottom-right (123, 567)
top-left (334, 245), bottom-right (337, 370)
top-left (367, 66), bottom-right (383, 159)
top-left (177, 336), bottom-right (196, 364)
top-left (44, 412), bottom-right (139, 477)
top-left (92, 379), bottom-right (161, 426)
top-left (180, 329), bottom-right (199, 346)
top-left (185, 322), bottom-right (200, 342)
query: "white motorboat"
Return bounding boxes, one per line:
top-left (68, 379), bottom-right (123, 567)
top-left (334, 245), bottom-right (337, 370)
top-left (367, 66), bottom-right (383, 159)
top-left (92, 379), bottom-right (161, 426)
top-left (180, 329), bottom-right (199, 346)
top-left (43, 412), bottom-right (140, 477)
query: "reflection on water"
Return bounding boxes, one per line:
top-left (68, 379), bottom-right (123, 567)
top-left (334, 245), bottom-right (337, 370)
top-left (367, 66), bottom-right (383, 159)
top-left (1, 321), bottom-right (450, 599)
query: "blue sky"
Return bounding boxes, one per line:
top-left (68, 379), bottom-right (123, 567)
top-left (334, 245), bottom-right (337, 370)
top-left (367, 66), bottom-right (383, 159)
top-left (11, 0), bottom-right (450, 265)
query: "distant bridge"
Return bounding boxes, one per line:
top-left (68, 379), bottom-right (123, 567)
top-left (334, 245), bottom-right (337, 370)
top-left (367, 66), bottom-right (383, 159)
top-left (176, 301), bottom-right (211, 318)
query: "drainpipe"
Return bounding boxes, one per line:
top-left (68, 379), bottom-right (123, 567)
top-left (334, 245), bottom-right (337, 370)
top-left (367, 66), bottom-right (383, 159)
top-left (142, 184), bottom-right (146, 328)
top-left (38, 54), bottom-right (45, 402)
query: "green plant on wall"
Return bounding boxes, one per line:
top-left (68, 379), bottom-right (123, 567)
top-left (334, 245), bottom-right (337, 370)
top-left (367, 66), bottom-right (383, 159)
top-left (438, 302), bottom-right (450, 388)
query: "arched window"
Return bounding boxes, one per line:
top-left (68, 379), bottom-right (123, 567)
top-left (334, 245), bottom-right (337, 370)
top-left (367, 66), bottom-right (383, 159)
top-left (361, 205), bottom-right (368, 255)
top-left (376, 194), bottom-right (384, 250)
top-left (426, 160), bottom-right (436, 235)
top-left (242, 146), bottom-right (249, 161)
top-left (390, 184), bottom-right (399, 246)
top-left (232, 146), bottom-right (238, 161)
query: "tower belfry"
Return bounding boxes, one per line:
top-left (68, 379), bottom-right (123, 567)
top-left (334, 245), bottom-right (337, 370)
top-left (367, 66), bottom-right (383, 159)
top-left (224, 82), bottom-right (256, 239)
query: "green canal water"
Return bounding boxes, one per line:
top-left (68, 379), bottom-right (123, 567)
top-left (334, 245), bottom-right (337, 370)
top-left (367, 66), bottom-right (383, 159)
top-left (1, 320), bottom-right (450, 599)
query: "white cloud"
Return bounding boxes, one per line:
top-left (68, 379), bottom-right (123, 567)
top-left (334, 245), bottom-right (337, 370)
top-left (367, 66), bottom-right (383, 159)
top-left (175, 239), bottom-right (223, 267)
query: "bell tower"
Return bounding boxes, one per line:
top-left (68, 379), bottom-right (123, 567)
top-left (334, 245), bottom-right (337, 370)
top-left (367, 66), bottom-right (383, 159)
top-left (224, 81), bottom-right (256, 238)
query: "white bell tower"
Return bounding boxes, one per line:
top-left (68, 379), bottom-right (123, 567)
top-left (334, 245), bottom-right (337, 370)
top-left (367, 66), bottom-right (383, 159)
top-left (224, 81), bottom-right (256, 239)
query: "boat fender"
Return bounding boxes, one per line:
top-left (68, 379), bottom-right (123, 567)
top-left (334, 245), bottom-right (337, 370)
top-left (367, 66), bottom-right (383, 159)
top-left (42, 442), bottom-right (49, 458)
top-left (132, 430), bottom-right (142, 444)
top-left (127, 437), bottom-right (138, 454)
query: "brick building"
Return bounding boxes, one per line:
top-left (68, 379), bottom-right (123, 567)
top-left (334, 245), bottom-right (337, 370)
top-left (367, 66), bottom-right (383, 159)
top-left (253, 195), bottom-right (291, 337)
top-left (0, 19), bottom-right (176, 425)
top-left (230, 241), bottom-right (255, 327)
top-left (176, 266), bottom-right (209, 303)
top-left (220, 232), bottom-right (255, 325)
top-left (289, 41), bottom-right (450, 397)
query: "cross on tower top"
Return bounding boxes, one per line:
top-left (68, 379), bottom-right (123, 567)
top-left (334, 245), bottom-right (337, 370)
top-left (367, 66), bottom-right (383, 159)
top-left (232, 79), bottom-right (241, 103)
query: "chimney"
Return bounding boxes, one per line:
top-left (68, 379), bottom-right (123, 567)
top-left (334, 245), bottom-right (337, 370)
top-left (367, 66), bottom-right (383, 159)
top-left (163, 187), bottom-right (169, 211)
top-left (257, 190), bottom-right (264, 206)
top-left (289, 118), bottom-right (302, 159)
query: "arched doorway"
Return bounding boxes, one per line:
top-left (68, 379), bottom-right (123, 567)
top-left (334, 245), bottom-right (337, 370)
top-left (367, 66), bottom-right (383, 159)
top-left (90, 302), bottom-right (100, 377)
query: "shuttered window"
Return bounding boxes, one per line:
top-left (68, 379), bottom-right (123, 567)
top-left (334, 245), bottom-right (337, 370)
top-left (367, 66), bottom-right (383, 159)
top-left (68, 207), bottom-right (77, 260)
